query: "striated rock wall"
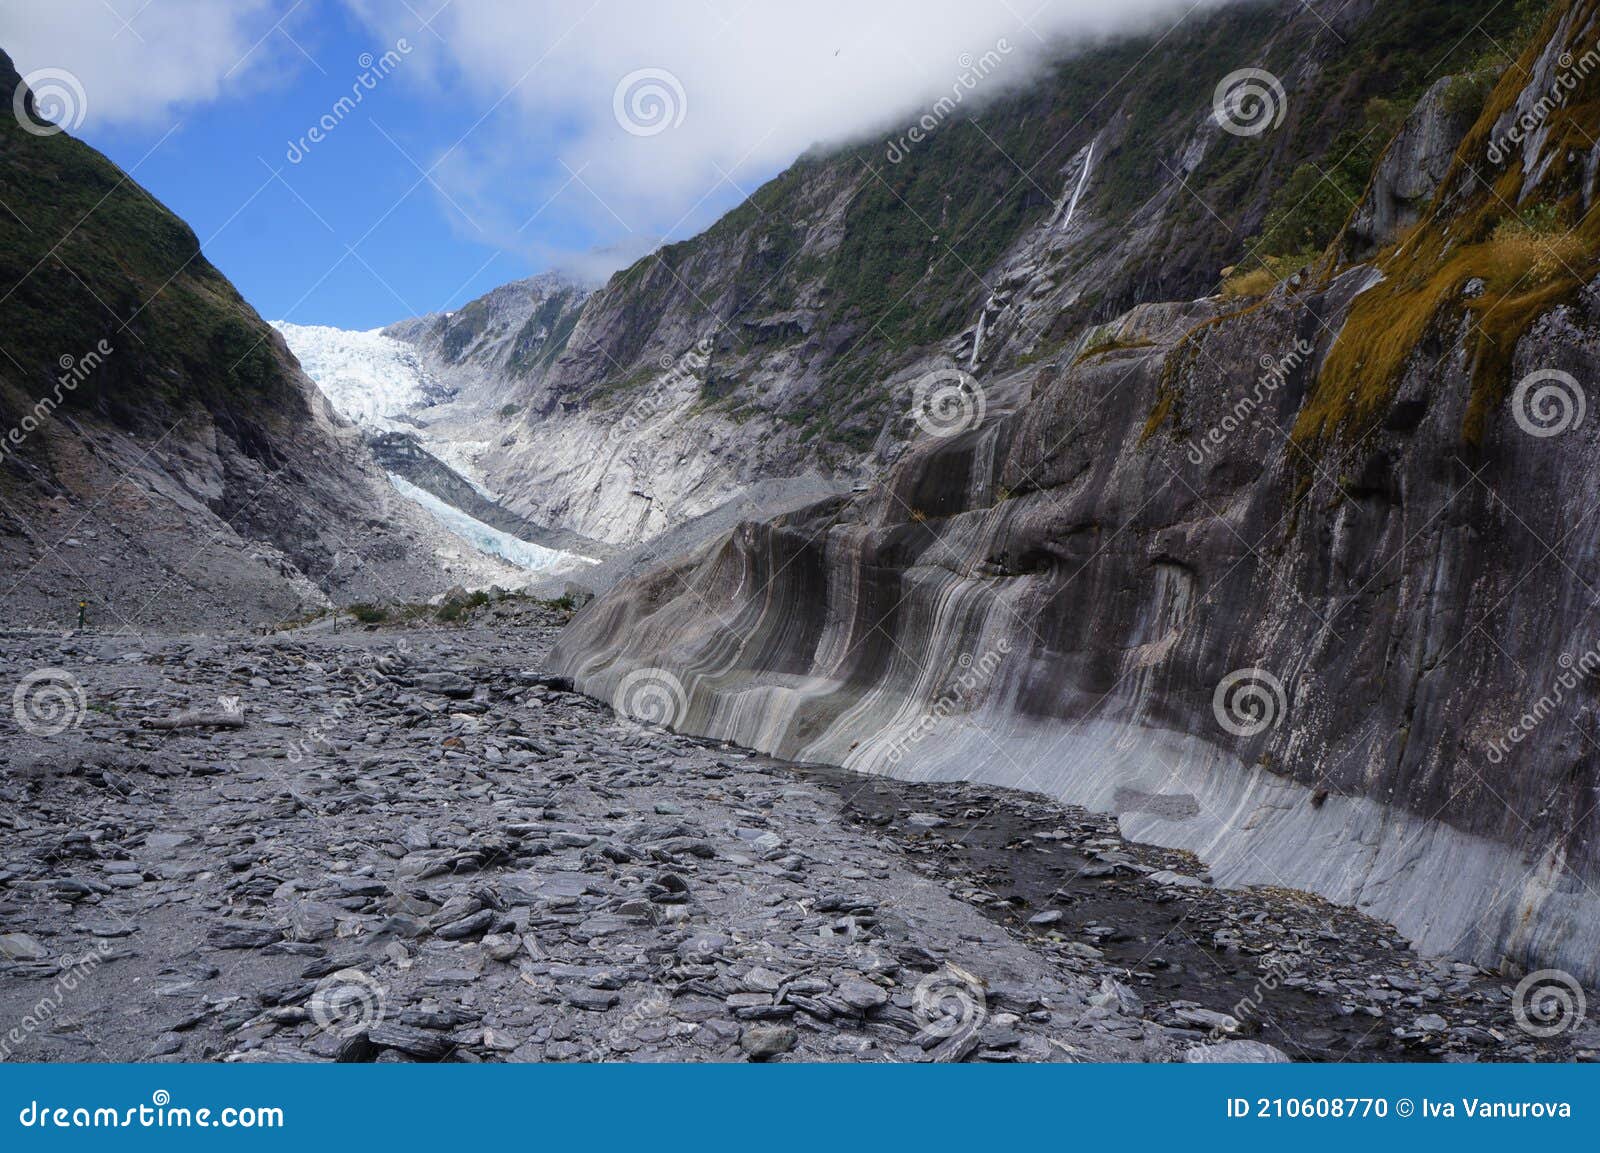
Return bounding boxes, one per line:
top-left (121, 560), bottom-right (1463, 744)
top-left (554, 1), bottom-right (1600, 981)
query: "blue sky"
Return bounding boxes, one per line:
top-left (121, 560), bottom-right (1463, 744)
top-left (5, 0), bottom-right (1218, 330)
top-left (41, 3), bottom-right (756, 329)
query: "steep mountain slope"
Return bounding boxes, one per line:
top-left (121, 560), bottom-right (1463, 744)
top-left (0, 51), bottom-right (447, 628)
top-left (366, 274), bottom-right (594, 518)
top-left (384, 272), bottom-right (591, 397)
top-left (461, 0), bottom-right (1548, 546)
top-left (554, 0), bottom-right (1600, 982)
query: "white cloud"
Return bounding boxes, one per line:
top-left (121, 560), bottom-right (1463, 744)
top-left (346, 0), bottom-right (1235, 275)
top-left (5, 0), bottom-right (1238, 277)
top-left (2, 0), bottom-right (283, 128)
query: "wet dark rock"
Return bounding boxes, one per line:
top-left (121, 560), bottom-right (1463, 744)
top-left (367, 1023), bottom-right (455, 1060)
top-left (434, 909), bottom-right (495, 940)
top-left (550, 17), bottom-right (1600, 988)
top-left (563, 987), bottom-right (620, 1012)
top-left (208, 922), bottom-right (281, 950)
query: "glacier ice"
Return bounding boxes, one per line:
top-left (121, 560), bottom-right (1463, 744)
top-left (388, 474), bottom-right (594, 574)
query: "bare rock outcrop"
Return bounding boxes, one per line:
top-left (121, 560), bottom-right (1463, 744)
top-left (554, 0), bottom-right (1600, 982)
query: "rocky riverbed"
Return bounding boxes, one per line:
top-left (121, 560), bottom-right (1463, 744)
top-left (0, 614), bottom-right (1592, 1063)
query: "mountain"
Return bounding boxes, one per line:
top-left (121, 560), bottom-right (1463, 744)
top-left (275, 274), bottom-right (591, 492)
top-left (553, 0), bottom-right (1600, 985)
top-left (383, 272), bottom-right (592, 396)
top-left (415, 0), bottom-right (1551, 551)
top-left (0, 50), bottom-right (449, 628)
top-left (272, 308), bottom-right (613, 583)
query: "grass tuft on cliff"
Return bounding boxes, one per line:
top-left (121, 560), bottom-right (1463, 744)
top-left (1292, 0), bottom-right (1600, 453)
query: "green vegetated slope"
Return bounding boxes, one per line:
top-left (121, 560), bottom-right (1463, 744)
top-left (561, 0), bottom-right (1550, 457)
top-left (0, 50), bottom-right (306, 450)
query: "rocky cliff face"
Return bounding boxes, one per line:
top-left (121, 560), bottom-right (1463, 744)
top-left (459, 0), bottom-right (1543, 547)
top-left (0, 51), bottom-right (448, 627)
top-left (383, 272), bottom-right (591, 401)
top-left (554, 0), bottom-right (1600, 981)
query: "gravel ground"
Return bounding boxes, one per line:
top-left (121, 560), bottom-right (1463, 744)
top-left (0, 616), bottom-right (1591, 1063)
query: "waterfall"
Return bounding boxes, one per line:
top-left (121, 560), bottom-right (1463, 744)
top-left (1058, 141), bottom-right (1095, 233)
